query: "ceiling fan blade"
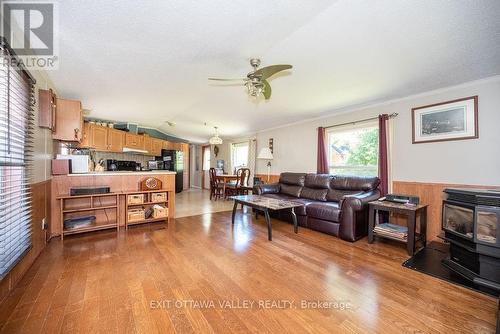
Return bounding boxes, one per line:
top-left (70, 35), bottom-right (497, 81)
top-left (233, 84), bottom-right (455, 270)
top-left (208, 78), bottom-right (247, 81)
top-left (253, 65), bottom-right (292, 80)
top-left (262, 79), bottom-right (272, 100)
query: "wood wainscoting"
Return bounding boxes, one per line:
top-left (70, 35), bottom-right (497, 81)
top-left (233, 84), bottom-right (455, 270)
top-left (392, 181), bottom-right (499, 241)
top-left (255, 174), bottom-right (280, 184)
top-left (0, 179), bottom-right (50, 304)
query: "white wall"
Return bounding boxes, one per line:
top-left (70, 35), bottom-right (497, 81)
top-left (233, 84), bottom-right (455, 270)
top-left (256, 76), bottom-right (500, 186)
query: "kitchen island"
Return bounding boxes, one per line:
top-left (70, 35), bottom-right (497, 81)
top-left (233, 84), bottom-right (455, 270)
top-left (51, 171), bottom-right (176, 238)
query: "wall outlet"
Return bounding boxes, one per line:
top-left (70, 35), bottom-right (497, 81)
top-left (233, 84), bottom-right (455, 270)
top-left (41, 218), bottom-right (48, 230)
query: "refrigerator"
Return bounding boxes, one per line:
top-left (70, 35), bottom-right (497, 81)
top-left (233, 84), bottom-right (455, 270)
top-left (159, 149), bottom-right (183, 193)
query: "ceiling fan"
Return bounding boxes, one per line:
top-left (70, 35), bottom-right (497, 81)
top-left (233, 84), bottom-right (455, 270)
top-left (208, 58), bottom-right (292, 100)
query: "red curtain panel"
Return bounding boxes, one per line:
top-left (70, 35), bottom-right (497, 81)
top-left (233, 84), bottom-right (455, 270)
top-left (317, 127), bottom-right (329, 174)
top-left (378, 114), bottom-right (389, 196)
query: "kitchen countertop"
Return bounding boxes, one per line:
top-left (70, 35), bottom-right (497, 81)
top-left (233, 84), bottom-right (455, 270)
top-left (66, 171), bottom-right (176, 176)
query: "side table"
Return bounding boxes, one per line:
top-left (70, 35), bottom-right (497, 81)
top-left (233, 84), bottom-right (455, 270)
top-left (368, 200), bottom-right (428, 256)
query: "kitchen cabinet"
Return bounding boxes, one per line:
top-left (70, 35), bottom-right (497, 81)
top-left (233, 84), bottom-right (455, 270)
top-left (124, 133), bottom-right (144, 150)
top-left (52, 98), bottom-right (83, 141)
top-left (143, 136), bottom-right (153, 155)
top-left (163, 141), bottom-right (173, 150)
top-left (38, 89), bottom-right (56, 130)
top-left (107, 128), bottom-right (125, 153)
top-left (79, 122), bottom-right (91, 148)
top-left (91, 124), bottom-right (109, 151)
top-left (79, 124), bottom-right (124, 152)
top-left (152, 139), bottom-right (163, 156)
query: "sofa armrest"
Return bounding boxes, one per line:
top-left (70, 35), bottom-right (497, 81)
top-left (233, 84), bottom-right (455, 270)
top-left (339, 189), bottom-right (381, 241)
top-left (254, 183), bottom-right (280, 195)
top-left (341, 190), bottom-right (381, 211)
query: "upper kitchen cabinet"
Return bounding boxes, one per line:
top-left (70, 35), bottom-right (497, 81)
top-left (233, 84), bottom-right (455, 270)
top-left (79, 123), bottom-right (124, 152)
top-left (79, 122), bottom-right (91, 148)
top-left (107, 128), bottom-right (125, 153)
top-left (143, 135), bottom-right (153, 155)
top-left (124, 133), bottom-right (144, 150)
top-left (90, 124), bottom-right (109, 151)
top-left (52, 98), bottom-right (83, 141)
top-left (38, 89), bottom-right (56, 130)
top-left (152, 138), bottom-right (163, 156)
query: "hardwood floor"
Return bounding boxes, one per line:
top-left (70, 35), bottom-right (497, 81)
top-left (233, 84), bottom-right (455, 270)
top-left (0, 210), bottom-right (497, 333)
top-left (175, 189), bottom-right (234, 218)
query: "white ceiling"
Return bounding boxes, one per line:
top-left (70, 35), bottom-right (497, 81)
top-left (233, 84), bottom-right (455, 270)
top-left (45, 0), bottom-right (500, 143)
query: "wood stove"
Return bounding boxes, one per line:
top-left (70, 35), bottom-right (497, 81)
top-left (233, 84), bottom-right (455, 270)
top-left (441, 188), bottom-right (500, 292)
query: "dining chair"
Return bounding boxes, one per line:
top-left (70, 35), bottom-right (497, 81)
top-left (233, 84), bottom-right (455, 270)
top-left (225, 168), bottom-right (251, 197)
top-left (209, 167), bottom-right (223, 200)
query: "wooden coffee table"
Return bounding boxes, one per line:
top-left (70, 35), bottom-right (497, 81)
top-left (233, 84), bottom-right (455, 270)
top-left (231, 195), bottom-right (302, 241)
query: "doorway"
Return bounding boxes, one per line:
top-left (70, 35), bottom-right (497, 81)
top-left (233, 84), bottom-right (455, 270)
top-left (201, 145), bottom-right (211, 189)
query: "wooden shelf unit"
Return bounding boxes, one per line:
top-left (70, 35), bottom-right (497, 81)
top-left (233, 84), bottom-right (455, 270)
top-left (58, 193), bottom-right (119, 240)
top-left (125, 190), bottom-right (170, 229)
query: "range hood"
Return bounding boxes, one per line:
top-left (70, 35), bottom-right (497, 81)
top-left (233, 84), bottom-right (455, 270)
top-left (122, 147), bottom-right (148, 154)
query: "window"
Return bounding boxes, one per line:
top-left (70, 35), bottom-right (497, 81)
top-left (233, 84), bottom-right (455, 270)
top-left (327, 122), bottom-right (378, 177)
top-left (231, 142), bottom-right (248, 170)
top-left (0, 41), bottom-right (35, 279)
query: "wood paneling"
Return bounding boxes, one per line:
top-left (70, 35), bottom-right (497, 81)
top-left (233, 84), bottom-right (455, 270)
top-left (0, 211), bottom-right (496, 333)
top-left (392, 181), bottom-right (499, 241)
top-left (0, 180), bottom-right (49, 304)
top-left (256, 173), bottom-right (280, 184)
top-left (50, 173), bottom-right (176, 237)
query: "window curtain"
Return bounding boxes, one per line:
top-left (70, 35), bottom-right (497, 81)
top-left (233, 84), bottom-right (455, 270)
top-left (247, 139), bottom-right (257, 186)
top-left (378, 114), bottom-right (389, 196)
top-left (317, 127), bottom-right (329, 174)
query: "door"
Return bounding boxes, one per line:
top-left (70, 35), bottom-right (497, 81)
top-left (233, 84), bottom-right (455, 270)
top-left (91, 124), bottom-right (109, 151)
top-left (202, 145), bottom-right (211, 189)
top-left (107, 128), bottom-right (125, 152)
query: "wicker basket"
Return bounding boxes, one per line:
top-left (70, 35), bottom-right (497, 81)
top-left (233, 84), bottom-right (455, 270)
top-left (152, 205), bottom-right (168, 219)
top-left (151, 192), bottom-right (167, 203)
top-left (128, 194), bottom-right (144, 205)
top-left (128, 208), bottom-right (145, 222)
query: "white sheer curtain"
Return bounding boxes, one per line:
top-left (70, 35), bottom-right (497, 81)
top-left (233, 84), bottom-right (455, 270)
top-left (247, 139), bottom-right (257, 186)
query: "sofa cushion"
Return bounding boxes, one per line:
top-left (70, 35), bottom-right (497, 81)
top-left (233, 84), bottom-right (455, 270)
top-left (305, 174), bottom-right (332, 189)
top-left (300, 187), bottom-right (328, 201)
top-left (280, 184), bottom-right (302, 198)
top-left (289, 198), bottom-right (316, 216)
top-left (306, 202), bottom-right (341, 222)
top-left (330, 175), bottom-right (380, 191)
top-left (326, 189), bottom-right (363, 202)
top-left (279, 173), bottom-right (306, 186)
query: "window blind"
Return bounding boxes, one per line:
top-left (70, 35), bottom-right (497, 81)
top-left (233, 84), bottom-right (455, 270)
top-left (0, 40), bottom-right (36, 279)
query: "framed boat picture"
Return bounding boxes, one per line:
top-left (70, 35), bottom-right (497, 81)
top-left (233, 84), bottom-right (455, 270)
top-left (412, 96), bottom-right (478, 144)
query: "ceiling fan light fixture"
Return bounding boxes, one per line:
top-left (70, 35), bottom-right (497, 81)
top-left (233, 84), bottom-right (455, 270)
top-left (208, 126), bottom-right (223, 145)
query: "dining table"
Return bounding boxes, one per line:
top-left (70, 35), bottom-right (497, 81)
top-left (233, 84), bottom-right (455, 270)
top-left (215, 174), bottom-right (238, 199)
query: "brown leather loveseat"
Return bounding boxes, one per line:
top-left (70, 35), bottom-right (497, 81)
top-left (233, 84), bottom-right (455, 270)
top-left (254, 173), bottom-right (381, 242)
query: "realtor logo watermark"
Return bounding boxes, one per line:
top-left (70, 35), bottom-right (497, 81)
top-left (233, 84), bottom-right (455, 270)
top-left (1, 0), bottom-right (59, 69)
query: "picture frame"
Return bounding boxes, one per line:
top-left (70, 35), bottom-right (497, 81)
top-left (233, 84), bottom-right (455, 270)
top-left (412, 96), bottom-right (478, 144)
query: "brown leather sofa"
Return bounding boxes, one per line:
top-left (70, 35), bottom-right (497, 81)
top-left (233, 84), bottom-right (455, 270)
top-left (254, 173), bottom-right (381, 242)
